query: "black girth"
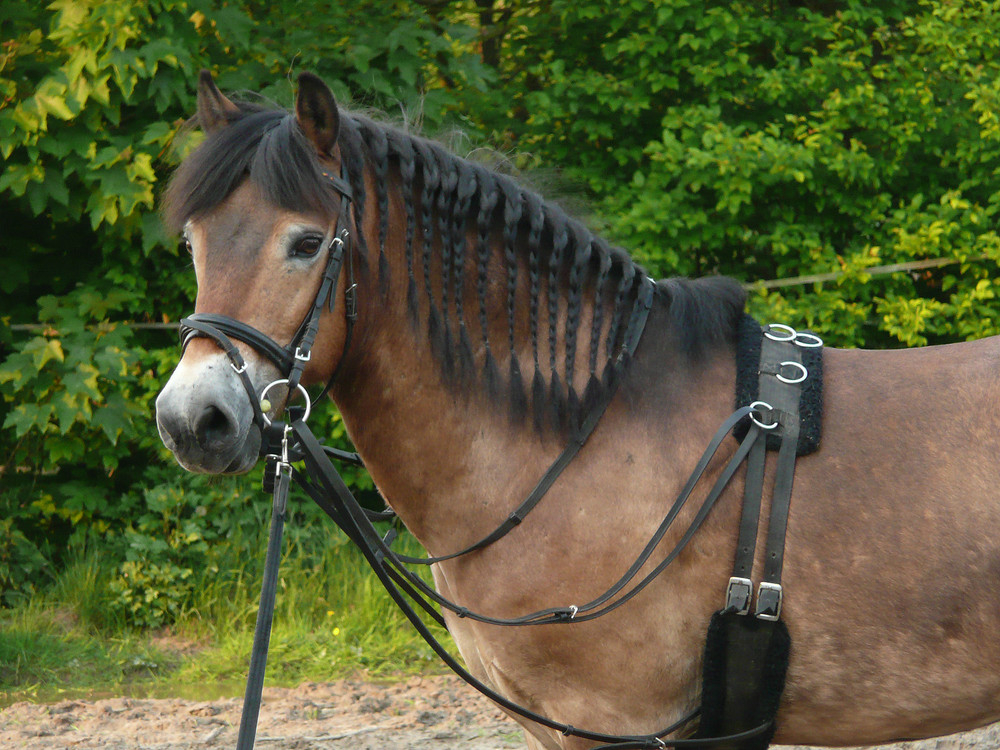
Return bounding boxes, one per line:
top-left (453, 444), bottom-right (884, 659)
top-left (695, 322), bottom-right (822, 749)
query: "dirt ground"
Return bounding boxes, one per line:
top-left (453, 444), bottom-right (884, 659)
top-left (1, 674), bottom-right (997, 750)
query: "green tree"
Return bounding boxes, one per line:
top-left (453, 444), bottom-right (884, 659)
top-left (461, 0), bottom-right (1000, 347)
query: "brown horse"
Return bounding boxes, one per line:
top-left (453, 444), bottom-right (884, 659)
top-left (155, 71), bottom-right (1000, 749)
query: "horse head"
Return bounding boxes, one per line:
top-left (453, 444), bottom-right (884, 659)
top-left (156, 71), bottom-right (354, 473)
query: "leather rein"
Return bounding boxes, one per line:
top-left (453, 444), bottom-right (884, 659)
top-left (177, 162), bottom-right (810, 750)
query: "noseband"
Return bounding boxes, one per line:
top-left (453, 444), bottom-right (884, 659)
top-left (178, 165), bottom-right (355, 454)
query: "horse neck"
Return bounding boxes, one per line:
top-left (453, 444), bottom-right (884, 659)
top-left (325, 166), bottom-right (561, 552)
top-left (328, 284), bottom-right (558, 553)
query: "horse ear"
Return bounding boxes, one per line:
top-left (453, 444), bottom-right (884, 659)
top-left (295, 72), bottom-right (340, 156)
top-left (196, 69), bottom-right (239, 133)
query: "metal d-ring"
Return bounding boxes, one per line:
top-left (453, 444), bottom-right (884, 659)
top-left (793, 331), bottom-right (823, 348)
top-left (749, 400), bottom-right (780, 430)
top-left (763, 323), bottom-right (797, 342)
top-left (776, 360), bottom-right (808, 384)
top-left (259, 378), bottom-right (312, 427)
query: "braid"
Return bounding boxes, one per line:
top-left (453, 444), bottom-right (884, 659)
top-left (546, 206), bottom-right (570, 429)
top-left (604, 251), bottom-right (637, 386)
top-left (359, 120), bottom-right (390, 295)
top-left (589, 245), bottom-right (613, 376)
top-left (413, 139), bottom-right (441, 352)
top-left (472, 165), bottom-right (500, 398)
top-left (499, 178), bottom-right (526, 421)
top-left (452, 163), bottom-right (477, 378)
top-left (499, 183), bottom-right (521, 354)
top-left (524, 192), bottom-right (546, 429)
top-left (435, 148), bottom-right (459, 376)
top-left (583, 244), bottom-right (613, 418)
top-left (336, 115), bottom-right (368, 263)
top-left (563, 227), bottom-right (593, 429)
top-left (565, 225), bottom-right (592, 413)
top-left (386, 130), bottom-right (418, 324)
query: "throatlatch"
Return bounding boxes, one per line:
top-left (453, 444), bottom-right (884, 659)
top-left (696, 321), bottom-right (824, 749)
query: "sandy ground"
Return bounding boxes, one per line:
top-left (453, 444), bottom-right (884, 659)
top-left (1, 674), bottom-right (997, 750)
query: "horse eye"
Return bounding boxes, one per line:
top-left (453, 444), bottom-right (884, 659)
top-left (292, 236), bottom-right (324, 257)
top-left (180, 238), bottom-right (193, 255)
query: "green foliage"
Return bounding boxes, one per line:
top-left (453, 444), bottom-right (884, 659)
top-left (0, 517), bottom-right (51, 608)
top-left (1, 289), bottom-right (149, 475)
top-left (0, 0), bottom-right (451, 615)
top-left (3, 0), bottom-right (1000, 638)
top-left (471, 0), bottom-right (1000, 348)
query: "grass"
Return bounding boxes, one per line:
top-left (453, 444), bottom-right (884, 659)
top-left (0, 525), bottom-right (453, 707)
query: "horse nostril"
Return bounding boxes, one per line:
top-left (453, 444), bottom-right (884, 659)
top-left (194, 405), bottom-right (235, 450)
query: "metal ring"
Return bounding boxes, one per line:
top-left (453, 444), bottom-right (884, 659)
top-left (763, 323), bottom-right (797, 342)
top-left (259, 379), bottom-right (312, 427)
top-left (775, 361), bottom-right (808, 384)
top-left (793, 331), bottom-right (824, 348)
top-left (749, 400), bottom-right (780, 430)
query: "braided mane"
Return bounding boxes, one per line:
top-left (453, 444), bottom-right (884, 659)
top-left (164, 101), bottom-right (745, 432)
top-left (345, 111), bottom-right (660, 431)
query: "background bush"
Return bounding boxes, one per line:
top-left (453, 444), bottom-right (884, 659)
top-left (3, 0), bottom-right (1000, 621)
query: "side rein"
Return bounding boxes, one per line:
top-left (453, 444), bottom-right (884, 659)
top-left (175, 164), bottom-right (795, 750)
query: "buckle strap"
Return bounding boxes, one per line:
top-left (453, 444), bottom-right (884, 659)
top-left (725, 324), bottom-right (819, 619)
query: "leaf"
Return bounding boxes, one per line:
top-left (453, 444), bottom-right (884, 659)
top-left (3, 403), bottom-right (53, 436)
top-left (0, 163), bottom-right (45, 196)
top-left (92, 404), bottom-right (132, 444)
top-left (210, 6), bottom-right (255, 50)
top-left (52, 392), bottom-right (84, 434)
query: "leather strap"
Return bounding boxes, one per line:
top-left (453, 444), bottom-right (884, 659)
top-left (181, 314), bottom-right (294, 373)
top-left (289, 415), bottom-right (773, 748)
top-left (734, 431), bottom-right (765, 581)
top-left (177, 316), bottom-right (267, 428)
top-left (235, 461), bottom-right (290, 750)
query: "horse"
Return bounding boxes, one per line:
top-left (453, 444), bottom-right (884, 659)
top-left (155, 70), bottom-right (1000, 749)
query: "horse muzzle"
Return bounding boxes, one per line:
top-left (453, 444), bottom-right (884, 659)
top-left (155, 351), bottom-right (262, 474)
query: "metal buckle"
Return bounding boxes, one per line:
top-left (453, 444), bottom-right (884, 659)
top-left (725, 577), bottom-right (753, 616)
top-left (294, 346), bottom-right (311, 363)
top-left (754, 582), bottom-right (783, 621)
top-left (345, 283), bottom-right (358, 320)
